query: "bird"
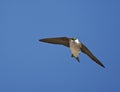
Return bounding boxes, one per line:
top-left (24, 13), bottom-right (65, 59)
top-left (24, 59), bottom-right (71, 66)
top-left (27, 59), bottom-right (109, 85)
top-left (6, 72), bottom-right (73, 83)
top-left (39, 37), bottom-right (105, 68)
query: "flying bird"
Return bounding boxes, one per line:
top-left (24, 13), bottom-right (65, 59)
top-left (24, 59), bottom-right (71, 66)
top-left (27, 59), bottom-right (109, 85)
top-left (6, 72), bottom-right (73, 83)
top-left (39, 37), bottom-right (105, 68)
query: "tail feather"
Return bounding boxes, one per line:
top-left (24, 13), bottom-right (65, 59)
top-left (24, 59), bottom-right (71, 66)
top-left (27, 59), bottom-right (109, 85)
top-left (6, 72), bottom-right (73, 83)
top-left (71, 54), bottom-right (80, 62)
top-left (75, 57), bottom-right (80, 62)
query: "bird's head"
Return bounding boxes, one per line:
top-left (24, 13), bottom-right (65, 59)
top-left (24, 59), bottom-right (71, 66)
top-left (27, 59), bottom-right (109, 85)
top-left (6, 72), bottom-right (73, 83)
top-left (71, 37), bottom-right (77, 41)
top-left (71, 37), bottom-right (80, 43)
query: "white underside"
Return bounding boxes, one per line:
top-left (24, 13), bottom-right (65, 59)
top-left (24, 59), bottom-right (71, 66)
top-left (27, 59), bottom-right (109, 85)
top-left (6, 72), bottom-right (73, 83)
top-left (69, 39), bottom-right (81, 57)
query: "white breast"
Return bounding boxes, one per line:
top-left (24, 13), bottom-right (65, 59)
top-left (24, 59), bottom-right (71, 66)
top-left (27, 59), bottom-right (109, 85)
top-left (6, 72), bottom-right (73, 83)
top-left (70, 39), bottom-right (81, 57)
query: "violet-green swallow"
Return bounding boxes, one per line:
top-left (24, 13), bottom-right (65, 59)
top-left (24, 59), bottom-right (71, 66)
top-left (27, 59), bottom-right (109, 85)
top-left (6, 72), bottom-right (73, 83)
top-left (39, 37), bottom-right (105, 68)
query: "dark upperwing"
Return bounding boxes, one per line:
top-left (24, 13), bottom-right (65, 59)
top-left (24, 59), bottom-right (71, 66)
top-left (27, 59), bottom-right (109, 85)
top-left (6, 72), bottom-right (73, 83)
top-left (81, 43), bottom-right (105, 68)
top-left (39, 37), bottom-right (70, 47)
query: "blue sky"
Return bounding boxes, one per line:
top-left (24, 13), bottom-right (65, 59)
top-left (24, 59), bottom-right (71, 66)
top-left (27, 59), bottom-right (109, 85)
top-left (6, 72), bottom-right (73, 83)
top-left (0, 0), bottom-right (120, 92)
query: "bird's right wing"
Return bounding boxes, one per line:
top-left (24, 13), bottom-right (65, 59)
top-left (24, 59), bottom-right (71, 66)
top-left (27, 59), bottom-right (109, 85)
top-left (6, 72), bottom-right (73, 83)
top-left (39, 37), bottom-right (70, 47)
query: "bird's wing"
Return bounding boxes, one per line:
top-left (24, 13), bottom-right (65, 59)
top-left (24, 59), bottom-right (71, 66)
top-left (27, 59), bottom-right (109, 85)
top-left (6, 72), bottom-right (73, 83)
top-left (39, 37), bottom-right (70, 47)
top-left (81, 43), bottom-right (105, 68)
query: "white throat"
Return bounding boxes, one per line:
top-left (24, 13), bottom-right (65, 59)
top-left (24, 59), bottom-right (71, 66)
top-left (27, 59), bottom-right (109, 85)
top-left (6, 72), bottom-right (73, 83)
top-left (74, 39), bottom-right (79, 43)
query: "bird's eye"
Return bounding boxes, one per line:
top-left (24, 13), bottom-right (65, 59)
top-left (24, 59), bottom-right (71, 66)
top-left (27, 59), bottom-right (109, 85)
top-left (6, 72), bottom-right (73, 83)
top-left (72, 38), bottom-right (76, 40)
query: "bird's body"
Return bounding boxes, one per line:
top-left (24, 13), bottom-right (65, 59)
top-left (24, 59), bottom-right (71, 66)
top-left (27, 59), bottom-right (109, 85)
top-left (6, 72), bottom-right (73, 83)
top-left (39, 37), bottom-right (105, 68)
top-left (69, 38), bottom-right (81, 61)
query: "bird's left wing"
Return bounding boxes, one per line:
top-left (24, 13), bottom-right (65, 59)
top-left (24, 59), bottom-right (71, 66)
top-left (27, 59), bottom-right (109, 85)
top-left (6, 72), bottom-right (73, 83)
top-left (81, 43), bottom-right (105, 68)
top-left (39, 37), bottom-right (70, 47)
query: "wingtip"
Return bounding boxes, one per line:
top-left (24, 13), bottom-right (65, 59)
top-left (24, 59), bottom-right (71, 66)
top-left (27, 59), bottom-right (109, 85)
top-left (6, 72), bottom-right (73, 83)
top-left (102, 65), bottom-right (105, 68)
top-left (39, 39), bottom-right (42, 42)
top-left (100, 64), bottom-right (105, 68)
